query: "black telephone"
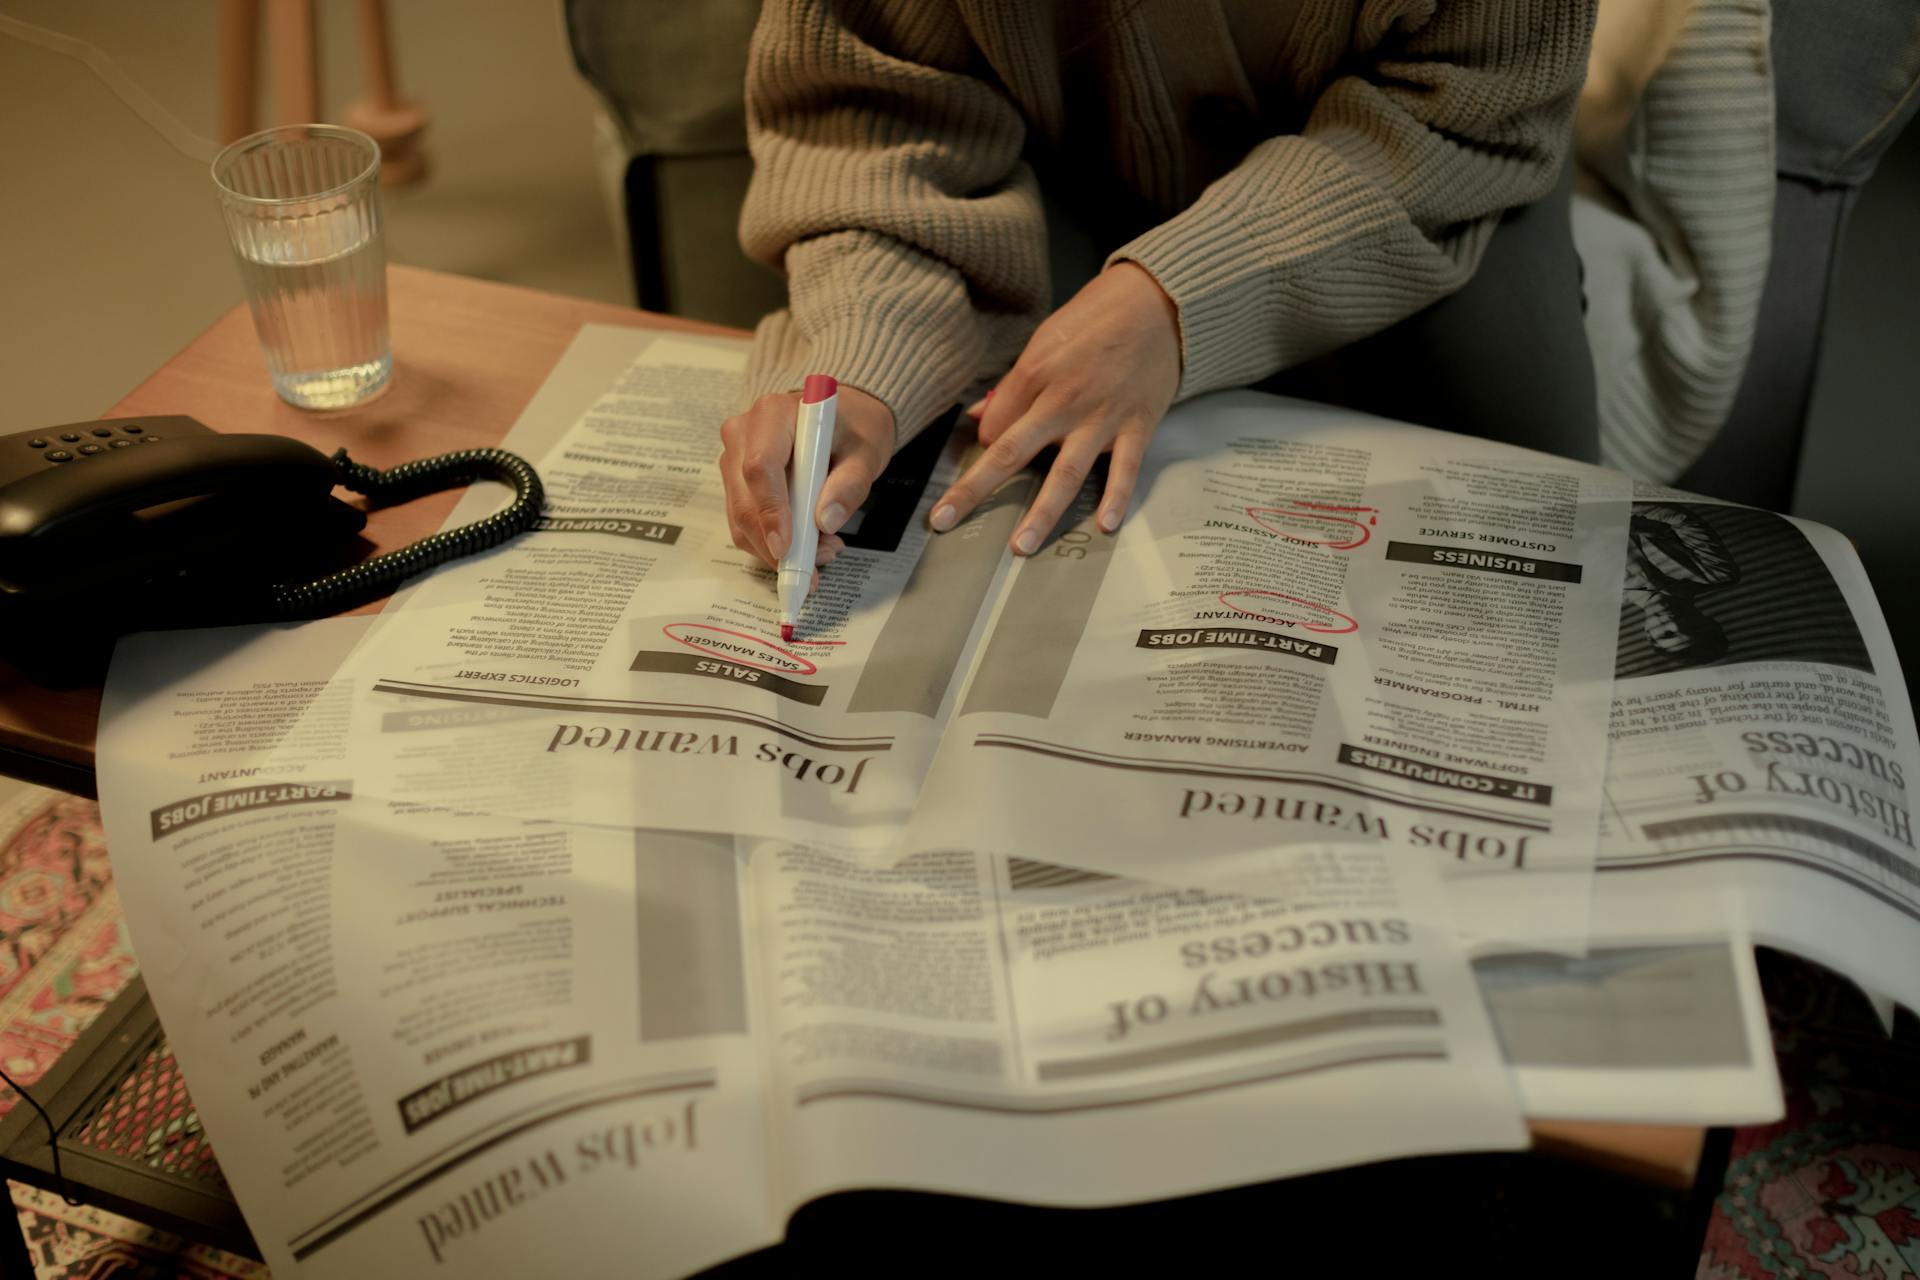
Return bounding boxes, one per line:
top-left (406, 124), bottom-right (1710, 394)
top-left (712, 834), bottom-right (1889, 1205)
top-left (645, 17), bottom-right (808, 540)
top-left (0, 415), bottom-right (542, 684)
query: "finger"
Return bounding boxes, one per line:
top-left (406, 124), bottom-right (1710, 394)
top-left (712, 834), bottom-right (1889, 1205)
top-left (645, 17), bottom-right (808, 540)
top-left (721, 447), bottom-right (769, 560)
top-left (1011, 435), bottom-right (1103, 555)
top-left (815, 533), bottom-right (845, 566)
top-left (975, 376), bottom-right (1031, 447)
top-left (739, 399), bottom-right (798, 564)
top-left (816, 438), bottom-right (885, 536)
top-left (1097, 423), bottom-right (1150, 533)
top-left (964, 386), bottom-right (997, 421)
top-left (930, 409), bottom-right (1056, 533)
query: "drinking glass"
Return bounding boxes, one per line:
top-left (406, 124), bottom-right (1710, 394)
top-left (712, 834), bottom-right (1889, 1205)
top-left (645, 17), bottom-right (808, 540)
top-left (211, 125), bottom-right (392, 410)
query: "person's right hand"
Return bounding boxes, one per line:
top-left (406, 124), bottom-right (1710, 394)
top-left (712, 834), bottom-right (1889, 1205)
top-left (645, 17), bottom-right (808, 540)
top-left (718, 385), bottom-right (896, 568)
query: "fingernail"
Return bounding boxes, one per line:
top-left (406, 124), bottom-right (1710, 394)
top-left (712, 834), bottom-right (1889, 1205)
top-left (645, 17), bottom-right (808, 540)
top-left (986, 387), bottom-right (997, 404)
top-left (1099, 508), bottom-right (1121, 533)
top-left (930, 504), bottom-right (958, 533)
top-left (767, 527), bottom-right (789, 560)
top-left (1014, 528), bottom-right (1039, 556)
top-left (819, 501), bottom-right (847, 534)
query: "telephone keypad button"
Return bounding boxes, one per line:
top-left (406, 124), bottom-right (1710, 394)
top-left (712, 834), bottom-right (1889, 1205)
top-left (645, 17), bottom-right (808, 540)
top-left (90, 427), bottom-right (113, 437)
top-left (121, 425), bottom-right (143, 434)
top-left (45, 450), bottom-right (72, 462)
top-left (26, 438), bottom-right (47, 448)
top-left (109, 439), bottom-right (133, 449)
top-left (141, 435), bottom-right (162, 442)
top-left (77, 444), bottom-right (103, 456)
top-left (58, 433), bottom-right (80, 443)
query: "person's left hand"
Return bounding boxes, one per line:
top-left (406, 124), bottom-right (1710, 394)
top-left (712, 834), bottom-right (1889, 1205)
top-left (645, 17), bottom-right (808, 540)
top-left (928, 261), bottom-right (1181, 554)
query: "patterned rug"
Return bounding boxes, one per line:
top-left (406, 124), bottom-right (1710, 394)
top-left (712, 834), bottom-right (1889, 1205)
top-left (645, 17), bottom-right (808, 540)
top-left (0, 785), bottom-right (266, 1279)
top-left (1697, 950), bottom-right (1920, 1279)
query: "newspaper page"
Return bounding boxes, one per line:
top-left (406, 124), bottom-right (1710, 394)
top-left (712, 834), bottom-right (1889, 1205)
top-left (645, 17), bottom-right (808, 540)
top-left (743, 838), bottom-right (1527, 1210)
top-left (321, 329), bottom-right (1012, 847)
top-left (903, 391), bottom-right (1632, 950)
top-left (305, 334), bottom-right (1630, 956)
top-left (98, 621), bottom-right (781, 1279)
top-left (1590, 491), bottom-right (1920, 1011)
top-left (97, 616), bottom-right (1525, 1277)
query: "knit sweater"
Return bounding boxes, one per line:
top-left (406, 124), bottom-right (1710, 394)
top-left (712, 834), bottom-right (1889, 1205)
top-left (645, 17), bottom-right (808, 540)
top-left (739, 0), bottom-right (1597, 447)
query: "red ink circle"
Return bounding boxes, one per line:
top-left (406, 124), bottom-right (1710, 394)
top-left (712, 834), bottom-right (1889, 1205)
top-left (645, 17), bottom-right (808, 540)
top-left (661, 623), bottom-right (819, 675)
top-left (1245, 504), bottom-right (1374, 550)
top-left (1217, 591), bottom-right (1359, 635)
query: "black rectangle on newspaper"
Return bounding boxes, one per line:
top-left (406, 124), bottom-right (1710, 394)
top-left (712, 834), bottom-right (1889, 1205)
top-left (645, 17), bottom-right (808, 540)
top-left (534, 515), bottom-right (683, 545)
top-left (1384, 541), bottom-right (1582, 582)
top-left (1337, 744), bottom-right (1553, 806)
top-left (1135, 626), bottom-right (1338, 666)
top-left (150, 780), bottom-right (351, 841)
top-left (397, 1036), bottom-right (592, 1134)
top-left (630, 649), bottom-right (827, 705)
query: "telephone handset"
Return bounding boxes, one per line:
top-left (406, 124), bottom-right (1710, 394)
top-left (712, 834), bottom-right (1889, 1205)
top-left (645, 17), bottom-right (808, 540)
top-left (0, 415), bottom-right (542, 684)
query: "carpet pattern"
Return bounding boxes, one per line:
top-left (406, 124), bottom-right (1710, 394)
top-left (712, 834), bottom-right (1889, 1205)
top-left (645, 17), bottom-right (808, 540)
top-left (1698, 950), bottom-right (1920, 1279)
top-left (0, 785), bottom-right (261, 1279)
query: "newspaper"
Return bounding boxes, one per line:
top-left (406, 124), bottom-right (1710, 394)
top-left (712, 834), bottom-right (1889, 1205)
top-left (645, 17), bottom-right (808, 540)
top-left (89, 326), bottom-right (1920, 1271)
top-left (97, 617), bottom-right (1525, 1277)
top-left (315, 330), bottom-right (1633, 951)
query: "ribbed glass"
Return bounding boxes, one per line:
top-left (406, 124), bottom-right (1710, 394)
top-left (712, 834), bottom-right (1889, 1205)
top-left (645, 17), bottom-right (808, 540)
top-left (212, 125), bottom-right (391, 410)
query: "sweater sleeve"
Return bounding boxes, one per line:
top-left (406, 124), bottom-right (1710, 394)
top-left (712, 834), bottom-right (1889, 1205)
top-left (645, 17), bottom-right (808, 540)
top-left (1111, 0), bottom-right (1597, 401)
top-left (737, 1), bottom-right (1048, 447)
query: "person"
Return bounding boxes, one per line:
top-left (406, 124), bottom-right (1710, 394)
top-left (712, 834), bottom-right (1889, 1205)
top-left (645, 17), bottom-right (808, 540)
top-left (1622, 503), bottom-right (1739, 668)
top-left (717, 0), bottom-right (1600, 572)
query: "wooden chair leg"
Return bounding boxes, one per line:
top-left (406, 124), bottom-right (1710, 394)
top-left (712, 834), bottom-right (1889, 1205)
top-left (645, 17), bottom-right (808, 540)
top-left (268, 0), bottom-right (317, 125)
top-left (343, 0), bottom-right (431, 186)
top-left (217, 0), bottom-right (260, 142)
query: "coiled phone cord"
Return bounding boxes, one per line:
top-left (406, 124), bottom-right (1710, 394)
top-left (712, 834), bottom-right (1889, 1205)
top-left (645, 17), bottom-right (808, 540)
top-left (268, 447), bottom-right (545, 619)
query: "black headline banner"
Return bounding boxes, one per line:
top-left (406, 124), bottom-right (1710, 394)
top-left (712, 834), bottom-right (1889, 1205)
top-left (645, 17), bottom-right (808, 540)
top-left (1136, 626), bottom-right (1338, 666)
top-left (150, 781), bottom-right (352, 841)
top-left (1384, 541), bottom-right (1583, 582)
top-left (1337, 744), bottom-right (1552, 806)
top-left (534, 516), bottom-right (682, 545)
top-left (629, 650), bottom-right (827, 705)
top-left (396, 1036), bottom-right (593, 1134)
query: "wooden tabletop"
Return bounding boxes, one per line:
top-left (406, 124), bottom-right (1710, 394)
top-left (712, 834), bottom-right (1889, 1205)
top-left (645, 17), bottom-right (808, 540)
top-left (0, 265), bottom-right (727, 794)
top-left (0, 264), bottom-right (1709, 1188)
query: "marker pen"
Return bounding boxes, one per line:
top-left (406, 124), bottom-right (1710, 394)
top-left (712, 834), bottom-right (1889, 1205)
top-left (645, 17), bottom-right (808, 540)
top-left (779, 374), bottom-right (838, 642)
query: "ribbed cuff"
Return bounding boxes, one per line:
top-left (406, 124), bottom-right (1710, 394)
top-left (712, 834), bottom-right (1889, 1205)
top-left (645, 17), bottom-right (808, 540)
top-left (741, 230), bottom-right (988, 449)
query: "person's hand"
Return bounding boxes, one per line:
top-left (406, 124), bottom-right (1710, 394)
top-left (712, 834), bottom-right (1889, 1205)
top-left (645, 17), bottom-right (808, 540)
top-left (718, 384), bottom-right (896, 569)
top-left (930, 261), bottom-right (1181, 554)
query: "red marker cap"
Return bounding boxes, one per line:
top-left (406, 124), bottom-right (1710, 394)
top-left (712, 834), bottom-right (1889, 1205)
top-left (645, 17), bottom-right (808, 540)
top-left (802, 374), bottom-right (837, 404)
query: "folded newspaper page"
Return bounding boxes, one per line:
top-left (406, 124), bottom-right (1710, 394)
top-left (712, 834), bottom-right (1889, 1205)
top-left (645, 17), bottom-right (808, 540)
top-left (313, 330), bottom-right (1631, 951)
top-left (98, 617), bottom-right (1525, 1278)
top-left (1589, 488), bottom-right (1920, 1009)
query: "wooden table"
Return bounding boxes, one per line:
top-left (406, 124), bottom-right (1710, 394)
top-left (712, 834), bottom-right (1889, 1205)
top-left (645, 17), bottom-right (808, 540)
top-left (0, 265), bottom-right (726, 794)
top-left (0, 263), bottom-right (1710, 1193)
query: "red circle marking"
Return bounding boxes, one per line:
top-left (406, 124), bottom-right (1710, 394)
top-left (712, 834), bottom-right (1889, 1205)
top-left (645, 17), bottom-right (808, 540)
top-left (661, 623), bottom-right (819, 675)
top-left (1217, 590), bottom-right (1359, 635)
top-left (1245, 505), bottom-right (1373, 550)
